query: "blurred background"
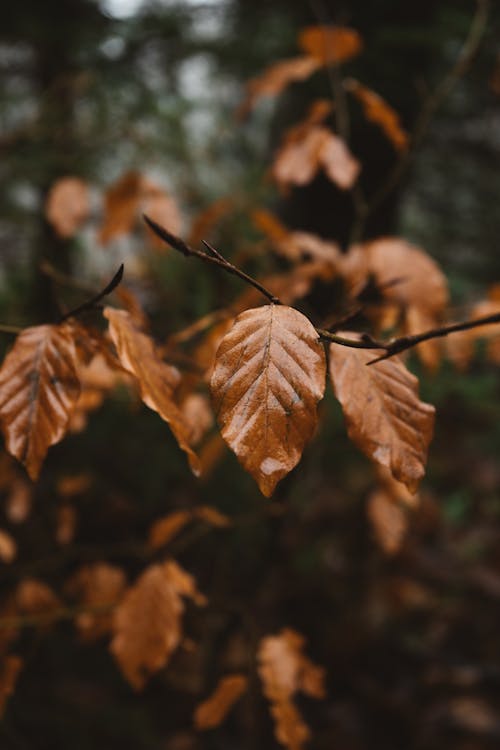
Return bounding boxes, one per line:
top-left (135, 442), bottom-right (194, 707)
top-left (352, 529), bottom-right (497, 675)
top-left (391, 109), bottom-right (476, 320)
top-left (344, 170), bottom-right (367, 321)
top-left (1, 1), bottom-right (500, 749)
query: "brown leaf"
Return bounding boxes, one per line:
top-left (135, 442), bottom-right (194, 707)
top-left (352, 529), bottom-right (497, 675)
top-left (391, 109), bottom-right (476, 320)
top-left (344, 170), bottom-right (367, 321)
top-left (193, 505), bottom-right (230, 528)
top-left (188, 197), bottom-right (233, 247)
top-left (194, 674), bottom-right (248, 730)
top-left (181, 393), bottom-right (213, 446)
top-left (258, 628), bottom-right (325, 750)
top-left (15, 578), bottom-right (61, 620)
top-left (237, 56), bottom-right (320, 119)
top-left (0, 655), bottom-right (22, 718)
top-left (0, 324), bottom-right (81, 479)
top-left (272, 124), bottom-right (359, 191)
top-left (110, 560), bottom-right (206, 690)
top-left (297, 25), bottom-right (362, 65)
top-left (345, 78), bottom-right (408, 151)
top-left (148, 511), bottom-right (192, 550)
top-left (55, 503), bottom-right (77, 546)
top-left (0, 529), bottom-right (16, 563)
top-left (143, 182), bottom-right (183, 250)
top-left (68, 563), bottom-right (126, 641)
top-left (99, 171), bottom-right (143, 244)
top-left (104, 308), bottom-right (200, 475)
top-left (211, 305), bottom-right (326, 496)
top-left (329, 336), bottom-right (435, 492)
top-left (5, 478), bottom-right (32, 523)
top-left (367, 488), bottom-right (408, 555)
top-left (45, 176), bottom-right (90, 238)
top-left (404, 306), bottom-right (442, 372)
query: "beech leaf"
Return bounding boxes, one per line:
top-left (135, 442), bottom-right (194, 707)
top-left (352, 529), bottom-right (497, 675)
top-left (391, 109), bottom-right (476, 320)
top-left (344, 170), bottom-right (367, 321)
top-left (297, 25), bottom-right (362, 65)
top-left (194, 674), bottom-right (248, 730)
top-left (345, 78), bottom-right (408, 151)
top-left (45, 176), bottom-right (90, 238)
top-left (104, 308), bottom-right (201, 476)
top-left (329, 336), bottom-right (435, 492)
top-left (211, 305), bottom-right (326, 496)
top-left (0, 324), bottom-right (81, 480)
top-left (110, 560), bottom-right (206, 690)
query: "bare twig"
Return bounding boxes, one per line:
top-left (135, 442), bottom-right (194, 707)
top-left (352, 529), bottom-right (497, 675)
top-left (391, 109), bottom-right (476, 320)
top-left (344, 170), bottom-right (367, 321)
top-left (143, 215), bottom-right (281, 305)
top-left (143, 217), bottom-right (500, 364)
top-left (59, 263), bottom-right (124, 322)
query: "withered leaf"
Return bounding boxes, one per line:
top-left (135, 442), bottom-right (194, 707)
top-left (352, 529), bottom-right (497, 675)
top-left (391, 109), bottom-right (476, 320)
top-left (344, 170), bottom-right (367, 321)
top-left (149, 506), bottom-right (230, 550)
top-left (297, 25), bottom-right (362, 65)
top-left (0, 529), bottom-right (16, 563)
top-left (0, 324), bottom-right (81, 480)
top-left (68, 562), bottom-right (126, 641)
top-left (237, 56), bottom-right (320, 119)
top-left (0, 655), bottom-right (22, 718)
top-left (45, 176), bottom-right (90, 239)
top-left (211, 305), bottom-right (326, 496)
top-left (194, 674), bottom-right (248, 730)
top-left (329, 336), bottom-right (435, 492)
top-left (110, 560), bottom-right (206, 690)
top-left (367, 488), bottom-right (408, 556)
top-left (99, 171), bottom-right (143, 244)
top-left (104, 308), bottom-right (200, 476)
top-left (258, 628), bottom-right (325, 750)
top-left (345, 78), bottom-right (408, 151)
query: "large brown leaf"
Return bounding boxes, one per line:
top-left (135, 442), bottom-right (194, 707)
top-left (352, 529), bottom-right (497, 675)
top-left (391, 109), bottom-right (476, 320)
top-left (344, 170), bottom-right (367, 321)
top-left (110, 560), bottom-right (206, 690)
top-left (0, 324), bottom-right (81, 479)
top-left (104, 308), bottom-right (200, 475)
top-left (329, 336), bottom-right (435, 492)
top-left (211, 305), bottom-right (326, 496)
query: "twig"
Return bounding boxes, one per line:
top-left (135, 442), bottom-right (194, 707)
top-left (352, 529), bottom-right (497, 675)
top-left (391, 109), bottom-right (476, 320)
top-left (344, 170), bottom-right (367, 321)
top-left (59, 263), bottom-right (124, 322)
top-left (143, 218), bottom-right (500, 364)
top-left (0, 323), bottom-right (23, 335)
top-left (143, 215), bottom-right (281, 305)
top-left (358, 0), bottom-right (489, 232)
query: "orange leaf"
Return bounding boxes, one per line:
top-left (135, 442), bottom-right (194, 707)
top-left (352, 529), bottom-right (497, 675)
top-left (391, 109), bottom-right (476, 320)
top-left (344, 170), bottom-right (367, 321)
top-left (68, 563), bottom-right (126, 642)
top-left (99, 171), bottom-right (143, 244)
top-left (45, 176), bottom-right (90, 238)
top-left (329, 336), bottom-right (435, 492)
top-left (211, 305), bottom-right (326, 496)
top-left (194, 674), bottom-right (248, 730)
top-left (367, 488), bottom-right (408, 555)
top-left (0, 324), bottom-right (81, 479)
top-left (0, 655), bottom-right (22, 718)
top-left (104, 307), bottom-right (200, 475)
top-left (258, 628), bottom-right (325, 750)
top-left (148, 510), bottom-right (192, 550)
top-left (15, 578), bottom-right (61, 619)
top-left (0, 529), bottom-right (16, 563)
top-left (237, 56), bottom-right (320, 119)
top-left (142, 182), bottom-right (183, 250)
top-left (345, 78), bottom-right (408, 151)
top-left (110, 560), bottom-right (206, 690)
top-left (298, 25), bottom-right (362, 65)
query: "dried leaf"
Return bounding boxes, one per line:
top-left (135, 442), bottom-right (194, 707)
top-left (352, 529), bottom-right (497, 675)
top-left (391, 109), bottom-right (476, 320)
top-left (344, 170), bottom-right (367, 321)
top-left (5, 478), bottom-right (32, 523)
top-left (211, 305), bottom-right (326, 496)
top-left (253, 210), bottom-right (341, 267)
top-left (329, 336), bottom-right (435, 492)
top-left (345, 78), bottom-right (408, 151)
top-left (99, 171), bottom-right (143, 244)
top-left (143, 182), bottom-right (183, 250)
top-left (188, 198), bottom-right (233, 247)
top-left (15, 578), bottom-right (61, 620)
top-left (45, 176), bottom-right (90, 238)
top-left (258, 628), bottom-right (325, 750)
top-left (0, 324), bottom-right (81, 479)
top-left (148, 511), bottom-right (192, 550)
top-left (0, 529), bottom-right (16, 563)
top-left (404, 306), bottom-right (442, 372)
top-left (367, 488), bottom-right (408, 555)
top-left (181, 393), bottom-right (213, 446)
top-left (237, 56), bottom-right (320, 118)
top-left (68, 563), bottom-right (126, 641)
top-left (194, 674), bottom-right (248, 730)
top-left (297, 26), bottom-right (362, 65)
top-left (0, 655), bottom-right (22, 718)
top-left (104, 308), bottom-right (200, 475)
top-left (55, 503), bottom-right (77, 545)
top-left (57, 473), bottom-right (92, 497)
top-left (193, 506), bottom-right (230, 527)
top-left (111, 560), bottom-right (206, 690)
top-left (272, 125), bottom-right (359, 191)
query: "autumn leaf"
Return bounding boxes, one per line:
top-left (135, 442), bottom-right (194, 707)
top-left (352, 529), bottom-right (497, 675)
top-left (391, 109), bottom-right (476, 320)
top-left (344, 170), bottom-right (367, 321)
top-left (45, 176), bottom-right (90, 238)
top-left (149, 506), bottom-right (230, 550)
top-left (211, 305), bottom-right (326, 496)
top-left (67, 563), bottom-right (126, 641)
top-left (0, 529), bottom-right (16, 563)
top-left (237, 56), bottom-right (320, 119)
top-left (345, 78), bottom-right (408, 151)
top-left (0, 324), bottom-right (81, 480)
top-left (329, 336), bottom-right (435, 492)
top-left (142, 180), bottom-right (183, 250)
top-left (367, 488), bottom-right (408, 555)
top-left (297, 25), bottom-right (362, 65)
top-left (99, 171), bottom-right (143, 244)
top-left (111, 560), bottom-right (206, 690)
top-left (194, 674), bottom-right (248, 730)
top-left (104, 307), bottom-right (201, 475)
top-left (252, 209), bottom-right (341, 267)
top-left (0, 655), bottom-right (22, 718)
top-left (258, 628), bottom-right (325, 750)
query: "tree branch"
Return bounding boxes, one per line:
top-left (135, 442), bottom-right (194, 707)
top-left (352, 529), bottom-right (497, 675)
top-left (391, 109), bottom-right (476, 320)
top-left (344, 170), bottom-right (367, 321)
top-left (59, 263), bottom-right (124, 322)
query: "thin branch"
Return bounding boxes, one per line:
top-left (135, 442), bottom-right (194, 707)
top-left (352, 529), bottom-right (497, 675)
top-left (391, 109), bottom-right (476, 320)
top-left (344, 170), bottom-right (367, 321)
top-left (59, 263), bottom-right (124, 322)
top-left (0, 323), bottom-right (23, 335)
top-left (143, 215), bottom-right (282, 305)
top-left (355, 0), bottom-right (489, 236)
